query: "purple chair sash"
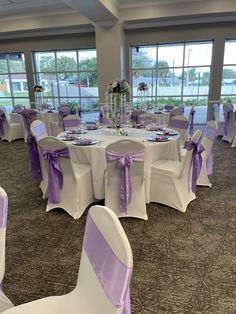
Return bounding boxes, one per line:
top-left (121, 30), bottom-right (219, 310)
top-left (187, 141), bottom-right (205, 192)
top-left (0, 196), bottom-right (8, 228)
top-left (0, 114), bottom-right (6, 136)
top-left (189, 108), bottom-right (195, 136)
top-left (84, 213), bottom-right (132, 313)
top-left (106, 150), bottom-right (145, 213)
top-left (63, 119), bottom-right (80, 128)
top-left (204, 124), bottom-right (217, 141)
top-left (13, 105), bottom-right (26, 113)
top-left (22, 111), bottom-right (37, 133)
top-left (40, 147), bottom-right (70, 204)
top-left (169, 119), bottom-right (189, 129)
top-left (27, 135), bottom-right (43, 181)
top-left (224, 109), bottom-right (233, 136)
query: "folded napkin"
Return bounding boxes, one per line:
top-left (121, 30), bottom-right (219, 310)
top-left (67, 129), bottom-right (82, 134)
top-left (154, 136), bottom-right (169, 142)
top-left (86, 125), bottom-right (98, 130)
top-left (149, 126), bottom-right (162, 131)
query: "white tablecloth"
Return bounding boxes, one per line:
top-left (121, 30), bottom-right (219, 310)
top-left (59, 128), bottom-right (180, 202)
top-left (10, 112), bottom-right (58, 136)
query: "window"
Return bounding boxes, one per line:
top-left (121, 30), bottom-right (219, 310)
top-left (0, 53), bottom-right (29, 111)
top-left (130, 41), bottom-right (213, 123)
top-left (221, 40), bottom-right (236, 113)
top-left (33, 49), bottom-right (99, 119)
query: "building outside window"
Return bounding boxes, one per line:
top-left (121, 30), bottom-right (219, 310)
top-left (0, 52), bottom-right (29, 112)
top-left (33, 49), bottom-right (99, 120)
top-left (130, 41), bottom-right (213, 124)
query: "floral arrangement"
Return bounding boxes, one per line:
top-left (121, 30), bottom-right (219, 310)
top-left (33, 85), bottom-right (44, 92)
top-left (137, 82), bottom-right (148, 91)
top-left (106, 79), bottom-right (131, 95)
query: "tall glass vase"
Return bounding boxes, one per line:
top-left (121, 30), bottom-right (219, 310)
top-left (109, 93), bottom-right (127, 131)
top-left (35, 92), bottom-right (44, 111)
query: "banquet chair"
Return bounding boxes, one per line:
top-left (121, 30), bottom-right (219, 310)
top-left (0, 187), bottom-right (14, 312)
top-left (21, 109), bottom-right (37, 141)
top-left (0, 109), bottom-right (23, 142)
top-left (222, 104), bottom-right (236, 143)
top-left (168, 115), bottom-right (189, 146)
top-left (30, 120), bottom-right (48, 198)
top-left (51, 107), bottom-right (71, 137)
top-left (12, 105), bottom-right (26, 113)
top-left (212, 103), bottom-right (224, 136)
top-left (170, 107), bottom-right (183, 117)
top-left (188, 106), bottom-right (195, 136)
top-left (1, 205), bottom-right (133, 314)
top-left (38, 136), bottom-right (94, 219)
top-left (105, 139), bottom-right (147, 220)
top-left (197, 121), bottom-right (218, 187)
top-left (63, 115), bottom-right (80, 131)
top-left (150, 130), bottom-right (203, 212)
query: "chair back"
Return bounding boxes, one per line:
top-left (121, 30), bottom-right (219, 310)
top-left (212, 103), bottom-right (220, 121)
top-left (164, 104), bottom-right (174, 111)
top-left (38, 136), bottom-right (75, 182)
top-left (169, 115), bottom-right (189, 143)
top-left (170, 107), bottom-right (183, 117)
top-left (106, 139), bottom-right (145, 178)
top-left (58, 107), bottom-right (71, 128)
top-left (0, 109), bottom-right (7, 136)
top-left (180, 130), bottom-right (202, 178)
top-left (0, 187), bottom-right (8, 284)
top-left (21, 109), bottom-right (37, 133)
top-left (201, 121), bottom-right (218, 160)
top-left (30, 120), bottom-right (48, 142)
top-left (63, 114), bottom-right (80, 130)
top-left (77, 205), bottom-right (133, 313)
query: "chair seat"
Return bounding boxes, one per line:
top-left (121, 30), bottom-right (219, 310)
top-left (0, 290), bottom-right (14, 312)
top-left (151, 159), bottom-right (182, 177)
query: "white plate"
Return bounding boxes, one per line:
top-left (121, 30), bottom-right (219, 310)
top-left (147, 137), bottom-right (172, 142)
top-left (71, 140), bottom-right (98, 146)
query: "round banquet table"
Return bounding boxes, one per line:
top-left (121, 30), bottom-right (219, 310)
top-left (10, 111), bottom-right (58, 135)
top-left (58, 127), bottom-right (180, 203)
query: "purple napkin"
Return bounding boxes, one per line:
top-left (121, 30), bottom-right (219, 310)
top-left (154, 136), bottom-right (169, 142)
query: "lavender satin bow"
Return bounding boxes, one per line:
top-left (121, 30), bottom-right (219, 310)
top-left (224, 109), bottom-right (233, 136)
top-left (0, 114), bottom-right (5, 136)
top-left (40, 147), bottom-right (70, 204)
top-left (187, 141), bottom-right (205, 193)
top-left (106, 150), bottom-right (145, 213)
top-left (27, 135), bottom-right (43, 181)
top-left (204, 124), bottom-right (217, 175)
top-left (189, 109), bottom-right (195, 136)
top-left (84, 213), bottom-right (132, 313)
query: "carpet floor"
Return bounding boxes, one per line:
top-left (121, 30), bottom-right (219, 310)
top-left (0, 137), bottom-right (235, 313)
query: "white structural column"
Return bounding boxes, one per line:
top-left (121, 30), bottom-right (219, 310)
top-left (95, 22), bottom-right (125, 102)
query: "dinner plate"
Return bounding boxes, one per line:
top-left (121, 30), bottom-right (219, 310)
top-left (147, 137), bottom-right (172, 142)
top-left (59, 136), bottom-right (78, 141)
top-left (71, 139), bottom-right (98, 146)
top-left (66, 130), bottom-right (87, 134)
top-left (156, 131), bottom-right (178, 136)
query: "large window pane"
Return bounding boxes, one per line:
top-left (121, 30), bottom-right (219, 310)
top-left (157, 68), bottom-right (182, 96)
top-left (221, 66), bottom-right (236, 95)
top-left (0, 58), bottom-right (7, 73)
top-left (158, 44), bottom-right (184, 68)
top-left (9, 53), bottom-right (26, 73)
top-left (11, 74), bottom-right (29, 97)
top-left (184, 43), bottom-right (212, 66)
top-left (131, 69), bottom-right (157, 98)
top-left (183, 67), bottom-right (210, 95)
top-left (0, 74), bottom-right (9, 97)
top-left (131, 46), bottom-right (156, 68)
top-left (79, 50), bottom-right (97, 71)
top-left (56, 51), bottom-right (77, 72)
top-left (223, 41), bottom-right (236, 65)
top-left (34, 52), bottom-right (55, 72)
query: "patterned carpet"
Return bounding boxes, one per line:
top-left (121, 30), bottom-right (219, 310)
top-left (0, 137), bottom-right (235, 313)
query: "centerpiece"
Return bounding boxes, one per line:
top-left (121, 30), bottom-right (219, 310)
top-left (105, 78), bottom-right (131, 131)
top-left (137, 82), bottom-right (148, 109)
top-left (34, 84), bottom-right (44, 111)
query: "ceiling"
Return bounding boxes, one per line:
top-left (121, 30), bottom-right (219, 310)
top-left (0, 0), bottom-right (236, 39)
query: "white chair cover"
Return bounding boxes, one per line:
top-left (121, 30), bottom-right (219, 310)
top-left (212, 103), bottom-right (224, 136)
top-left (0, 187), bottom-right (14, 312)
top-left (0, 109), bottom-right (23, 142)
top-left (197, 121), bottom-right (218, 187)
top-left (38, 136), bottom-right (94, 219)
top-left (150, 130), bottom-right (203, 212)
top-left (51, 107), bottom-right (71, 137)
top-left (105, 139), bottom-right (147, 220)
top-left (222, 104), bottom-right (236, 143)
top-left (30, 121), bottom-right (48, 198)
top-left (170, 107), bottom-right (183, 117)
top-left (168, 115), bottom-right (189, 146)
top-left (232, 134), bottom-right (236, 148)
top-left (63, 115), bottom-right (80, 131)
top-left (1, 205), bottom-right (133, 314)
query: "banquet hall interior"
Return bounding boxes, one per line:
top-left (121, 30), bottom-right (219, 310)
top-left (0, 0), bottom-right (235, 313)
